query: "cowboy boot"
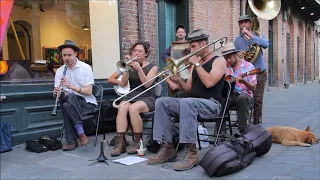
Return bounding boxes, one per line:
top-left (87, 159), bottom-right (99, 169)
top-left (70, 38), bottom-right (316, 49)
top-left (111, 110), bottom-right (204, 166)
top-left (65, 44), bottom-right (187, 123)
top-left (173, 143), bottom-right (199, 171)
top-left (147, 142), bottom-right (177, 165)
top-left (111, 132), bottom-right (126, 156)
top-left (127, 133), bottom-right (142, 154)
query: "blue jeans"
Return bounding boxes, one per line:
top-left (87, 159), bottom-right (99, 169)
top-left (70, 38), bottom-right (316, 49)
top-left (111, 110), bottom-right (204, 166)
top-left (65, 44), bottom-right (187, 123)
top-left (153, 97), bottom-right (221, 144)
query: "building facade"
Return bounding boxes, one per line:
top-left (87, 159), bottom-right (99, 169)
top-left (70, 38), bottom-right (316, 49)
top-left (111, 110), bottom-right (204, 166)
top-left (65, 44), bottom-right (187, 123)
top-left (1, 0), bottom-right (319, 145)
top-left (119, 0), bottom-right (320, 89)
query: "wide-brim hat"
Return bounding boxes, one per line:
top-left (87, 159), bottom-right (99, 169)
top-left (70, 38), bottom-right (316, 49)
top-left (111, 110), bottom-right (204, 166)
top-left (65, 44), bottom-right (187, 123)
top-left (238, 15), bottom-right (252, 22)
top-left (187, 29), bottom-right (209, 43)
top-left (221, 43), bottom-right (240, 56)
top-left (58, 40), bottom-right (80, 52)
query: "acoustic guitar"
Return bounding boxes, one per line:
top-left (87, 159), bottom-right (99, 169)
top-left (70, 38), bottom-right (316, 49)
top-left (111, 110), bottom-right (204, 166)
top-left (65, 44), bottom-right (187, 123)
top-left (225, 68), bottom-right (261, 84)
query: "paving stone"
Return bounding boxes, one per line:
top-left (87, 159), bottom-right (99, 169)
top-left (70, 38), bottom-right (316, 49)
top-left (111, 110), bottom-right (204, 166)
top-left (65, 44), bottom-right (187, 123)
top-left (1, 83), bottom-right (319, 179)
top-left (1, 163), bottom-right (71, 179)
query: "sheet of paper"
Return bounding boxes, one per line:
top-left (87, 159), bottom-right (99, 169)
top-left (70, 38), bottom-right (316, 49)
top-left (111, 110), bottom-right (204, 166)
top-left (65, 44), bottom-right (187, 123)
top-left (112, 156), bottom-right (147, 166)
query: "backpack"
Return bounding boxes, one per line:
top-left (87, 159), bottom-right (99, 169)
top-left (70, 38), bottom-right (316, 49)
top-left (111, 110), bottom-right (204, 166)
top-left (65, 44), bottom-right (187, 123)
top-left (25, 135), bottom-right (62, 153)
top-left (243, 124), bottom-right (272, 156)
top-left (25, 140), bottom-right (48, 153)
top-left (200, 134), bottom-right (256, 177)
top-left (0, 122), bottom-right (12, 153)
top-left (37, 135), bottom-right (62, 151)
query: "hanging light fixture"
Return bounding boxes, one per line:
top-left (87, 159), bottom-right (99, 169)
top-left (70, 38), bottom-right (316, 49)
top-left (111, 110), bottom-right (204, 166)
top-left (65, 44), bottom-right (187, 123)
top-left (82, 23), bottom-right (90, 31)
top-left (82, 12), bottom-right (90, 30)
top-left (82, 1), bottom-right (90, 31)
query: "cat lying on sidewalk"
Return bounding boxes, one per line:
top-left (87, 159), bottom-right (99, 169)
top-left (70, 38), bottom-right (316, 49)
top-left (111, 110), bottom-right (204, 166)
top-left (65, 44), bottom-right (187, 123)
top-left (266, 126), bottom-right (319, 147)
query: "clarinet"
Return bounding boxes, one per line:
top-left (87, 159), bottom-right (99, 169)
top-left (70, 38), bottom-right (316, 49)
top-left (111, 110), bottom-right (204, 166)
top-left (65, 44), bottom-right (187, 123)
top-left (51, 65), bottom-right (68, 116)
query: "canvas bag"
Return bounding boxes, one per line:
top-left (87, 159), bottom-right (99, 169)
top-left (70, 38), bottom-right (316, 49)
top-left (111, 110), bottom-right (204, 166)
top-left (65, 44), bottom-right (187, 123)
top-left (243, 124), bottom-right (272, 156)
top-left (0, 122), bottom-right (12, 153)
top-left (200, 135), bottom-right (256, 177)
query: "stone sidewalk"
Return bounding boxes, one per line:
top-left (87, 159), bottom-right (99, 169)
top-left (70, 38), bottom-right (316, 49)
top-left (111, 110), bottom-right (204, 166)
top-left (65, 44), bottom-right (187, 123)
top-left (1, 83), bottom-right (319, 179)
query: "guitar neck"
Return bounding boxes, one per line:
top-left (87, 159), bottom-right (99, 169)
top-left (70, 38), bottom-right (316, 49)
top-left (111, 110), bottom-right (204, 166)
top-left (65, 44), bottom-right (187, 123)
top-left (241, 72), bottom-right (248, 78)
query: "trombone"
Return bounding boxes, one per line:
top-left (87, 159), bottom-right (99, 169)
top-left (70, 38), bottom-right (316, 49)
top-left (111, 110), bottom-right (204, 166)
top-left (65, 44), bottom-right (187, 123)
top-left (112, 37), bottom-right (228, 109)
top-left (116, 56), bottom-right (139, 73)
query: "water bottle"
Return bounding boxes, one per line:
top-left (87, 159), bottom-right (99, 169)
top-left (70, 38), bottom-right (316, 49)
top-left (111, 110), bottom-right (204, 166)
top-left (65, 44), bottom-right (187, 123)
top-left (139, 138), bottom-right (144, 150)
top-left (197, 125), bottom-right (209, 148)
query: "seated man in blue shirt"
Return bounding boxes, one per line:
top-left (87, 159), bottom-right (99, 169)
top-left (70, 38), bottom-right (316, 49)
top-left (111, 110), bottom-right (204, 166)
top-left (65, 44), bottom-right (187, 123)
top-left (234, 15), bottom-right (269, 125)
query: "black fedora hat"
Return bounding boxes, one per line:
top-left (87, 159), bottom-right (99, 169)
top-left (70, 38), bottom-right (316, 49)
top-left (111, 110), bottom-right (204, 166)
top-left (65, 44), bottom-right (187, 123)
top-left (58, 40), bottom-right (80, 52)
top-left (187, 29), bottom-right (209, 43)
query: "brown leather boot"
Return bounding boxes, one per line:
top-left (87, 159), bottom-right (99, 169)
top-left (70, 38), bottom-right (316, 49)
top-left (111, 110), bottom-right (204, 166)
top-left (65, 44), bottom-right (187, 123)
top-left (62, 142), bottom-right (78, 151)
top-left (79, 133), bottom-right (89, 146)
top-left (147, 142), bottom-right (177, 165)
top-left (111, 132), bottom-right (126, 156)
top-left (127, 133), bottom-right (142, 154)
top-left (173, 143), bottom-right (198, 171)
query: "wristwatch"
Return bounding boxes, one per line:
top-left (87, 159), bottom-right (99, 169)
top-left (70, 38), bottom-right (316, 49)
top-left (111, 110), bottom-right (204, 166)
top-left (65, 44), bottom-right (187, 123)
top-left (195, 63), bottom-right (200, 67)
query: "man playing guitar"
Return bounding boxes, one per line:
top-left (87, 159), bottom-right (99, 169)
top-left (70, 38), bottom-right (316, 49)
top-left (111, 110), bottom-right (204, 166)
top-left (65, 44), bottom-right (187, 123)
top-left (222, 43), bottom-right (257, 135)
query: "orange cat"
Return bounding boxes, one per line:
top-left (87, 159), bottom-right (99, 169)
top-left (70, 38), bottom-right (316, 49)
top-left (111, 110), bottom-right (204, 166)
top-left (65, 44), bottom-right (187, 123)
top-left (266, 126), bottom-right (319, 147)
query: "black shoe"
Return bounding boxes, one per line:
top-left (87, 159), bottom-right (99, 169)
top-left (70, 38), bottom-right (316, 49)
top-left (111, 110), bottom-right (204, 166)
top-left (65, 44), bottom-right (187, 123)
top-left (252, 119), bottom-right (261, 125)
top-left (231, 122), bottom-right (238, 127)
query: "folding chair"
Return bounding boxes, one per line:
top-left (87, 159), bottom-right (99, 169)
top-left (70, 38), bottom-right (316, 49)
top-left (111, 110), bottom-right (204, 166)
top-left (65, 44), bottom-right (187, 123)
top-left (196, 81), bottom-right (233, 150)
top-left (60, 83), bottom-right (105, 147)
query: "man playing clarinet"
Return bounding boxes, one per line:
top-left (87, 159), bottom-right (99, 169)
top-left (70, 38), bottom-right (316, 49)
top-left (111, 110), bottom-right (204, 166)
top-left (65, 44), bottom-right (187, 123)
top-left (53, 40), bottom-right (98, 151)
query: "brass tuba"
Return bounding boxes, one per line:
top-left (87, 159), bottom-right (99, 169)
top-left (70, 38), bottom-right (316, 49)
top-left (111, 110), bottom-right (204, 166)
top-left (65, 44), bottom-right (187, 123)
top-left (242, 0), bottom-right (281, 63)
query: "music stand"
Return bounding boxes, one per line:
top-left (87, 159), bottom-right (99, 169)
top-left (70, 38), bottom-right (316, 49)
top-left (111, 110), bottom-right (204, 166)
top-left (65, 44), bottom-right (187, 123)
top-left (88, 141), bottom-right (110, 166)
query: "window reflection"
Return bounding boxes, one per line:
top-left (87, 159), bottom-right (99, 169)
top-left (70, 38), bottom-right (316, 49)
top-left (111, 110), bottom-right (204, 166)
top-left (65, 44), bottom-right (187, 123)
top-left (0, 0), bottom-right (92, 82)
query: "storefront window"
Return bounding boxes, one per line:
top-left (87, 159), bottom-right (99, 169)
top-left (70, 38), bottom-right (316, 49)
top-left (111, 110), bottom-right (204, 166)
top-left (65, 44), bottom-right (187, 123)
top-left (0, 0), bottom-right (92, 82)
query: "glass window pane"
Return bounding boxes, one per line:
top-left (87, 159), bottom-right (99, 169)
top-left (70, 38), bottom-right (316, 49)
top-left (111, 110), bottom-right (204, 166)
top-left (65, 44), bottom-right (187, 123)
top-left (165, 3), bottom-right (176, 48)
top-left (1, 0), bottom-right (92, 82)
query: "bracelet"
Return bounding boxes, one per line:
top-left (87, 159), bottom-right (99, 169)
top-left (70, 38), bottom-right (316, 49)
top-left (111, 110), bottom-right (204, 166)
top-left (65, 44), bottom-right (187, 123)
top-left (78, 88), bottom-right (81, 94)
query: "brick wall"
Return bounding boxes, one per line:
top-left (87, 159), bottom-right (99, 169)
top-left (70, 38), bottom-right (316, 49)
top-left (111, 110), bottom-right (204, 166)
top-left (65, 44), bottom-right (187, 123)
top-left (119, 0), bottom-right (157, 64)
top-left (316, 33), bottom-right (320, 78)
top-left (298, 21), bottom-right (305, 82)
top-left (118, 0), bottom-right (319, 87)
top-left (307, 25), bottom-right (313, 81)
top-left (273, 11), bottom-right (284, 87)
top-left (229, 0), bottom-right (241, 42)
top-left (189, 0), bottom-right (233, 54)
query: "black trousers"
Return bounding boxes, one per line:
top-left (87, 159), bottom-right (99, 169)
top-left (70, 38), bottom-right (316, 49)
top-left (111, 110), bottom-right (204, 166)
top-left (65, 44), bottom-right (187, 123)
top-left (228, 92), bottom-right (251, 131)
top-left (60, 93), bottom-right (97, 144)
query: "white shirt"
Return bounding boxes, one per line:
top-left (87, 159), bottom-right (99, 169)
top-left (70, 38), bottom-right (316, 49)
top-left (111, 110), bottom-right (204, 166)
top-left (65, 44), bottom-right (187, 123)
top-left (54, 59), bottom-right (97, 105)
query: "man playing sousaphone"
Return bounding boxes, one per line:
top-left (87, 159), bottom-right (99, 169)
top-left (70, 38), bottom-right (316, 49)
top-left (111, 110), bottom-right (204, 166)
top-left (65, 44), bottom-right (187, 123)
top-left (234, 14), bottom-right (269, 125)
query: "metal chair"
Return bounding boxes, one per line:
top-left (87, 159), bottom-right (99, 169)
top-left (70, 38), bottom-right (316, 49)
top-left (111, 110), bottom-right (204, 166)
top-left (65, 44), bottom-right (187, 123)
top-left (196, 81), bottom-right (233, 150)
top-left (60, 83), bottom-right (105, 147)
top-left (173, 81), bottom-right (233, 151)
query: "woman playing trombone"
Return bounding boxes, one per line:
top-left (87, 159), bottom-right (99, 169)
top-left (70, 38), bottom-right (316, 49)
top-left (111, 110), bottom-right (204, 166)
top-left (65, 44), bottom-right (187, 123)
top-left (111, 41), bottom-right (158, 156)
